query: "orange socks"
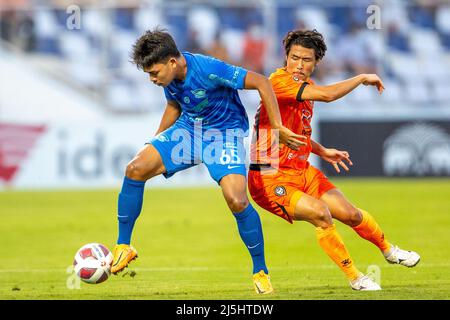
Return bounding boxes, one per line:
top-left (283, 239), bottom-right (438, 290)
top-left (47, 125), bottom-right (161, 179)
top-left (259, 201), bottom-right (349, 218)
top-left (353, 209), bottom-right (391, 253)
top-left (315, 210), bottom-right (390, 281)
top-left (316, 224), bottom-right (360, 281)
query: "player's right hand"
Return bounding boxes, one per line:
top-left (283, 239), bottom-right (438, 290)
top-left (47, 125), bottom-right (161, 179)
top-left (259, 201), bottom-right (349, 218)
top-left (279, 126), bottom-right (307, 150)
top-left (362, 74), bottom-right (385, 94)
top-left (320, 148), bottom-right (353, 173)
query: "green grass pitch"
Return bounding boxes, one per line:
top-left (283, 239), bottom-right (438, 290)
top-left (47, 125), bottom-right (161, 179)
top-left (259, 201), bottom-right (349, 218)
top-left (0, 179), bottom-right (449, 300)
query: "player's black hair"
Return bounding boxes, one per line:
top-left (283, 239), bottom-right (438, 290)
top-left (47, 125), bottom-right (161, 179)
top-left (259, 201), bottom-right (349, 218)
top-left (131, 27), bottom-right (181, 70)
top-left (283, 29), bottom-right (327, 61)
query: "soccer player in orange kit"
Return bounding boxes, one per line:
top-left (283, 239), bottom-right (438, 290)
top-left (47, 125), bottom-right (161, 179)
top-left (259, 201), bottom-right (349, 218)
top-left (248, 29), bottom-right (420, 291)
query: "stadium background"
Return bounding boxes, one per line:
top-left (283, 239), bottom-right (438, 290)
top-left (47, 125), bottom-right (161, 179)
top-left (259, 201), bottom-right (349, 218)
top-left (0, 0), bottom-right (449, 300)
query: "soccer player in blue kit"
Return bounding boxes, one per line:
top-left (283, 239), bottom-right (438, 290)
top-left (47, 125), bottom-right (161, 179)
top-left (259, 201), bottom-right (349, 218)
top-left (110, 29), bottom-right (304, 294)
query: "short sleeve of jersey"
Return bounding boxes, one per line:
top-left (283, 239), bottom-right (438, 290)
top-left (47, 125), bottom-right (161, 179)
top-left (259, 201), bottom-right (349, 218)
top-left (199, 55), bottom-right (248, 90)
top-left (271, 75), bottom-right (305, 101)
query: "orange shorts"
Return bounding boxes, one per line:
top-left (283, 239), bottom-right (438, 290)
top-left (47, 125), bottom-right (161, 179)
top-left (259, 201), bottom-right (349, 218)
top-left (248, 164), bottom-right (336, 223)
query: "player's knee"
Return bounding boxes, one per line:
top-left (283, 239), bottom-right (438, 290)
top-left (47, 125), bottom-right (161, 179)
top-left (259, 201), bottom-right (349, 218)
top-left (313, 203), bottom-right (333, 227)
top-left (337, 205), bottom-right (363, 227)
top-left (347, 208), bottom-right (363, 227)
top-left (226, 196), bottom-right (249, 213)
top-left (125, 161), bottom-right (148, 181)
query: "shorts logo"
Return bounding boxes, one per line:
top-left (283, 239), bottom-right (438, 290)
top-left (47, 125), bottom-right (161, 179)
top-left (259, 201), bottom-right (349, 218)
top-left (274, 186), bottom-right (286, 197)
top-left (157, 134), bottom-right (169, 142)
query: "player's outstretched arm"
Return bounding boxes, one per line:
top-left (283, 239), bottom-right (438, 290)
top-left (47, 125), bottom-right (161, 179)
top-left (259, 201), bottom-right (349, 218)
top-left (301, 74), bottom-right (385, 103)
top-left (155, 100), bottom-right (182, 135)
top-left (244, 71), bottom-right (307, 150)
top-left (311, 139), bottom-right (353, 173)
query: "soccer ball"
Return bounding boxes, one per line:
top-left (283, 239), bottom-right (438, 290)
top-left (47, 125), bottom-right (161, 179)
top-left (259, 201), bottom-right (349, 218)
top-left (73, 243), bottom-right (113, 284)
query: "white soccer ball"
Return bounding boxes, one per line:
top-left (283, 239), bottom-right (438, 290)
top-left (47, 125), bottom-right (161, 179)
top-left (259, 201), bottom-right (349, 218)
top-left (73, 243), bottom-right (113, 284)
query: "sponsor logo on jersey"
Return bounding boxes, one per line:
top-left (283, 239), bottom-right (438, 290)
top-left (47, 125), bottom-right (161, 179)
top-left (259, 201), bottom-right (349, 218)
top-left (191, 88), bottom-right (207, 99)
top-left (208, 73), bottom-right (234, 87)
top-left (301, 109), bottom-right (312, 136)
top-left (193, 98), bottom-right (208, 112)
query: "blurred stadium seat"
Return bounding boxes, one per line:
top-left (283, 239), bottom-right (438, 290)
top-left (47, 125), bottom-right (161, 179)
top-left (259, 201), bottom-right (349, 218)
top-left (1, 0), bottom-right (449, 113)
top-left (432, 81), bottom-right (450, 103)
top-left (388, 52), bottom-right (421, 81)
top-left (380, 80), bottom-right (402, 102)
top-left (83, 9), bottom-right (110, 38)
top-left (58, 30), bottom-right (91, 60)
top-left (295, 6), bottom-right (332, 40)
top-left (409, 28), bottom-right (444, 56)
top-left (405, 79), bottom-right (430, 103)
top-left (34, 8), bottom-right (61, 54)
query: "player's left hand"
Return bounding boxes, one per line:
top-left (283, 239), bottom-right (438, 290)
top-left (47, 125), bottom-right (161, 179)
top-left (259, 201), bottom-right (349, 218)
top-left (362, 74), bottom-right (385, 94)
top-left (321, 148), bottom-right (353, 173)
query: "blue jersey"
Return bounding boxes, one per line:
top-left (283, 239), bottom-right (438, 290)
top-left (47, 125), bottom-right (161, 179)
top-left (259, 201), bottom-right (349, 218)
top-left (163, 52), bottom-right (249, 134)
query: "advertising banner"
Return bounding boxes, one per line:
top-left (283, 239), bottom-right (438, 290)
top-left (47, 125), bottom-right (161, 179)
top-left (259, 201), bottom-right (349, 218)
top-left (0, 120), bottom-right (218, 189)
top-left (319, 121), bottom-right (450, 177)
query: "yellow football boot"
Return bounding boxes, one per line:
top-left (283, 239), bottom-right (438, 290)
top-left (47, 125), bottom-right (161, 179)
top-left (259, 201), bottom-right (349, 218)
top-left (252, 270), bottom-right (274, 294)
top-left (111, 244), bottom-right (138, 274)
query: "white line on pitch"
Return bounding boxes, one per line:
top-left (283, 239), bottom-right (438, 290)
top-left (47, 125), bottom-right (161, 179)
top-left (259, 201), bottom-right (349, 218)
top-left (0, 263), bottom-right (449, 273)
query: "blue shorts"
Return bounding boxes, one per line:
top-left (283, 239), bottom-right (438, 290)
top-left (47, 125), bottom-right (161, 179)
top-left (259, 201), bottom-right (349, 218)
top-left (148, 123), bottom-right (247, 183)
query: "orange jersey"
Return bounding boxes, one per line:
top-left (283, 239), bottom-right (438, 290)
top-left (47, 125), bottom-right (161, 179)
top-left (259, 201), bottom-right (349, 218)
top-left (250, 68), bottom-right (314, 170)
